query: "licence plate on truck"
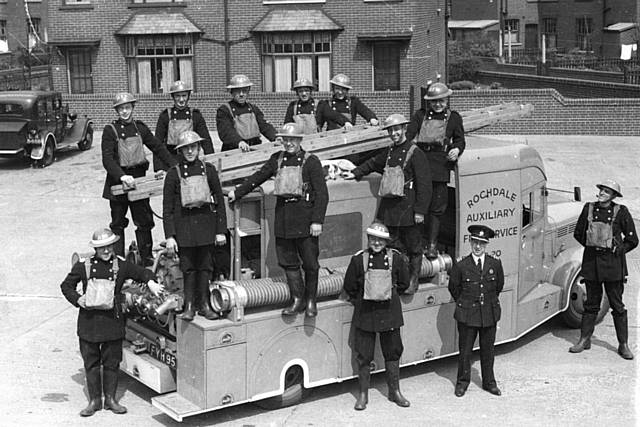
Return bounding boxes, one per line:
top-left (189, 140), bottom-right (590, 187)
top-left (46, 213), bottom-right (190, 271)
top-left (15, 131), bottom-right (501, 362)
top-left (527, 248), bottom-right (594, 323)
top-left (147, 343), bottom-right (177, 370)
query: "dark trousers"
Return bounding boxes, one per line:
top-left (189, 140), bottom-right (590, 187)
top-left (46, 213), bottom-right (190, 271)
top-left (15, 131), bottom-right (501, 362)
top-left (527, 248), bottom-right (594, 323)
top-left (584, 280), bottom-right (626, 316)
top-left (456, 322), bottom-right (497, 389)
top-left (275, 236), bottom-right (319, 272)
top-left (212, 232), bottom-right (231, 279)
top-left (79, 338), bottom-right (123, 398)
top-left (354, 328), bottom-right (403, 367)
top-left (388, 224), bottom-right (423, 257)
top-left (180, 245), bottom-right (214, 305)
top-left (429, 182), bottom-right (448, 217)
top-left (109, 198), bottom-right (154, 255)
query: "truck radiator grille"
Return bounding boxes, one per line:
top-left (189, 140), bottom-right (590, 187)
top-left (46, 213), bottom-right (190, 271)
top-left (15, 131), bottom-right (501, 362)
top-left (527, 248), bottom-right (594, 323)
top-left (556, 222), bottom-right (576, 238)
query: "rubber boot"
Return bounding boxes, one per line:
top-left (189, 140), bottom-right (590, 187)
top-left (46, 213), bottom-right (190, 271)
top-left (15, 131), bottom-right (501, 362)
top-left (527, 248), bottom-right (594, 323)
top-left (354, 365), bottom-right (370, 411)
top-left (425, 216), bottom-right (440, 259)
top-left (135, 229), bottom-right (154, 267)
top-left (282, 269), bottom-right (305, 315)
top-left (385, 361), bottom-right (410, 407)
top-left (613, 312), bottom-right (634, 360)
top-left (79, 366), bottom-right (102, 417)
top-left (103, 369), bottom-right (127, 414)
top-left (569, 313), bottom-right (596, 353)
top-left (181, 273), bottom-right (196, 321)
top-left (197, 271), bottom-right (218, 320)
top-left (405, 255), bottom-right (423, 295)
top-left (304, 269), bottom-right (319, 317)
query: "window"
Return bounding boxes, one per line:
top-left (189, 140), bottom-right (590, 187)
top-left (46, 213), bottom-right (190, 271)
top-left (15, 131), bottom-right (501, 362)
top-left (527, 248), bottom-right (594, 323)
top-left (263, 1), bottom-right (325, 4)
top-left (0, 20), bottom-right (6, 42)
top-left (67, 48), bottom-right (93, 94)
top-left (576, 17), bottom-right (593, 51)
top-left (27, 17), bottom-right (42, 49)
top-left (373, 42), bottom-right (401, 90)
top-left (131, 0), bottom-right (183, 3)
top-left (65, 0), bottom-right (91, 3)
top-left (542, 17), bottom-right (557, 49)
top-left (504, 19), bottom-right (520, 44)
top-left (125, 34), bottom-right (194, 94)
top-left (261, 32), bottom-right (332, 92)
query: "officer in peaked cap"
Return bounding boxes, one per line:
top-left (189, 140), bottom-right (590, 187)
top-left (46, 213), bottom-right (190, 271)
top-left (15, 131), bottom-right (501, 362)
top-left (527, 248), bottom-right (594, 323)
top-left (283, 78), bottom-right (319, 135)
top-left (570, 179), bottom-right (638, 359)
top-left (448, 224), bottom-right (504, 397)
top-left (154, 80), bottom-right (214, 171)
top-left (216, 74), bottom-right (277, 152)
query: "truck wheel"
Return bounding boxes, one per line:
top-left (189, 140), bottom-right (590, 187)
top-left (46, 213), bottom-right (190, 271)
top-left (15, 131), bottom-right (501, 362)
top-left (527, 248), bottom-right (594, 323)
top-left (561, 273), bottom-right (610, 328)
top-left (35, 138), bottom-right (55, 168)
top-left (77, 124), bottom-right (93, 151)
top-left (255, 365), bottom-right (306, 410)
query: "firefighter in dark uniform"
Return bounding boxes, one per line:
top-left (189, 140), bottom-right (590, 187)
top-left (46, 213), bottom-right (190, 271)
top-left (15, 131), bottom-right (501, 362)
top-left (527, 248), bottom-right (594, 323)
top-left (570, 179), bottom-right (638, 359)
top-left (228, 122), bottom-right (329, 317)
top-left (343, 222), bottom-right (411, 411)
top-left (216, 74), bottom-right (277, 152)
top-left (343, 114), bottom-right (432, 294)
top-left (102, 92), bottom-right (177, 265)
top-left (283, 78), bottom-right (319, 135)
top-left (153, 80), bottom-right (214, 172)
top-left (316, 73), bottom-right (379, 131)
top-left (163, 131), bottom-right (228, 321)
top-left (448, 225), bottom-right (504, 397)
top-left (60, 228), bottom-right (163, 417)
top-left (406, 82), bottom-right (465, 259)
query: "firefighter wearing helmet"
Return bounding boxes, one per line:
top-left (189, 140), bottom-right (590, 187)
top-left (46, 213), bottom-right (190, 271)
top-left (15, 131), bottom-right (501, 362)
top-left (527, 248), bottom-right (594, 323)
top-left (283, 78), bottom-right (319, 135)
top-left (153, 80), bottom-right (214, 172)
top-left (163, 131), bottom-right (227, 321)
top-left (216, 74), bottom-right (277, 152)
top-left (406, 80), bottom-right (466, 259)
top-left (316, 73), bottom-right (379, 132)
top-left (60, 228), bottom-right (163, 417)
top-left (343, 221), bottom-right (411, 410)
top-left (343, 114), bottom-right (432, 294)
top-left (101, 92), bottom-right (176, 265)
top-left (228, 122), bottom-right (329, 317)
top-left (571, 179), bottom-right (638, 359)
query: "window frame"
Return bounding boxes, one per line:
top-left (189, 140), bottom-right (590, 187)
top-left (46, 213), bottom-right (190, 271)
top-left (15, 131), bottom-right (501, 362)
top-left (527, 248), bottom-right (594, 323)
top-left (575, 17), bottom-right (593, 52)
top-left (542, 17), bottom-right (557, 49)
top-left (503, 19), bottom-right (521, 45)
top-left (372, 41), bottom-right (401, 91)
top-left (66, 48), bottom-right (94, 94)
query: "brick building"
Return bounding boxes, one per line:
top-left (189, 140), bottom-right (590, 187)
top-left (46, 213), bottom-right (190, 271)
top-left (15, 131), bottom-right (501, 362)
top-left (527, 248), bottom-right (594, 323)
top-left (0, 0), bottom-right (49, 56)
top-left (46, 0), bottom-right (446, 95)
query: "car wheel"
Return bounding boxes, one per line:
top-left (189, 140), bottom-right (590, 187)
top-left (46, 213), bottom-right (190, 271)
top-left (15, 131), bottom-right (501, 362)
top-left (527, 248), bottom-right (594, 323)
top-left (561, 272), bottom-right (610, 328)
top-left (35, 138), bottom-right (55, 168)
top-left (254, 365), bottom-right (306, 410)
top-left (77, 124), bottom-right (93, 151)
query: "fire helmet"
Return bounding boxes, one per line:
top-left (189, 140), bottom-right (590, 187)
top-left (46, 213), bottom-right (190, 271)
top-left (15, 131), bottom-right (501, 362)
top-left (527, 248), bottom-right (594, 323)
top-left (382, 113), bottom-right (410, 130)
top-left (169, 80), bottom-right (191, 94)
top-left (292, 78), bottom-right (314, 91)
top-left (89, 228), bottom-right (120, 248)
top-left (366, 222), bottom-right (390, 240)
top-left (176, 130), bottom-right (205, 150)
top-left (596, 179), bottom-right (622, 198)
top-left (112, 92), bottom-right (137, 109)
top-left (276, 122), bottom-right (305, 139)
top-left (424, 82), bottom-right (453, 100)
top-left (329, 73), bottom-right (353, 90)
top-left (227, 74), bottom-right (253, 90)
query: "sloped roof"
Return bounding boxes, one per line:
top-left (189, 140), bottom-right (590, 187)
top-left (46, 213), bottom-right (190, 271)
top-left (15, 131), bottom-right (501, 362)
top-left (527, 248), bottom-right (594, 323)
top-left (604, 22), bottom-right (638, 32)
top-left (448, 20), bottom-right (499, 30)
top-left (251, 9), bottom-right (343, 32)
top-left (116, 12), bottom-right (203, 35)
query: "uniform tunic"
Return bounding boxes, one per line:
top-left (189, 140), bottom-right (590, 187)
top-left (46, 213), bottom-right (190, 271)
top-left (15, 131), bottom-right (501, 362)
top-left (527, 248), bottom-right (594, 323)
top-left (405, 108), bottom-right (465, 183)
top-left (283, 98), bottom-right (317, 126)
top-left (574, 201), bottom-right (638, 282)
top-left (101, 118), bottom-right (176, 201)
top-left (154, 107), bottom-right (214, 171)
top-left (352, 139), bottom-right (432, 228)
top-left (60, 256), bottom-right (155, 342)
top-left (343, 248), bottom-right (410, 332)
top-left (216, 100), bottom-right (276, 151)
top-left (234, 149), bottom-right (328, 239)
top-left (448, 254), bottom-right (504, 327)
top-left (162, 159), bottom-right (227, 248)
top-left (316, 96), bottom-right (377, 131)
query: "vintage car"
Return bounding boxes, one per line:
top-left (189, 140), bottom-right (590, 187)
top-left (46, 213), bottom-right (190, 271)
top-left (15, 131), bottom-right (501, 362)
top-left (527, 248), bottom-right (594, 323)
top-left (0, 90), bottom-right (93, 167)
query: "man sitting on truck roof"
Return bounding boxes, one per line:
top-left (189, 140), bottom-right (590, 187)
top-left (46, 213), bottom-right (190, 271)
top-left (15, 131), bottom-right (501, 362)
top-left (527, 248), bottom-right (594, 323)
top-left (343, 114), bottom-right (432, 294)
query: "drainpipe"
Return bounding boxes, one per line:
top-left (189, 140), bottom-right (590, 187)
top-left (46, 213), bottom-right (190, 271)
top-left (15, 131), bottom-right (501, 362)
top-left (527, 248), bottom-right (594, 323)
top-left (224, 0), bottom-right (231, 84)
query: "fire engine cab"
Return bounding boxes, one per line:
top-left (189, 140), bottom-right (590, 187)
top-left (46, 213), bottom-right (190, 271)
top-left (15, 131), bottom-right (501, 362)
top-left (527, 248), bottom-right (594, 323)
top-left (118, 134), bottom-right (607, 422)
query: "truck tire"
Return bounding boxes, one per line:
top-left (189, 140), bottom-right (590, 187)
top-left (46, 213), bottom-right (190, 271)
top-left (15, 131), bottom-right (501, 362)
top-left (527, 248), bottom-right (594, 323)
top-left (561, 272), bottom-right (609, 328)
top-left (77, 123), bottom-right (93, 151)
top-left (254, 365), bottom-right (306, 410)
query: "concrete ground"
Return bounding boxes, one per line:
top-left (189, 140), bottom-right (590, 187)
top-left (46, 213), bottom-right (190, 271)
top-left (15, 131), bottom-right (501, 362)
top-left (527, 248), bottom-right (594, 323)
top-left (0, 134), bottom-right (638, 426)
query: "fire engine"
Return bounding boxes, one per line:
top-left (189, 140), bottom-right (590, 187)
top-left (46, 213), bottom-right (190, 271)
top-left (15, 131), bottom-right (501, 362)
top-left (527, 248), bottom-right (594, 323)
top-left (106, 104), bottom-right (608, 421)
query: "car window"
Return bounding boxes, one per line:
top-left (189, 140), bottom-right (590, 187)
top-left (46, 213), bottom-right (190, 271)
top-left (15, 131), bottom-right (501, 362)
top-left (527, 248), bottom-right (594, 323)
top-left (37, 100), bottom-right (47, 120)
top-left (0, 103), bottom-right (25, 115)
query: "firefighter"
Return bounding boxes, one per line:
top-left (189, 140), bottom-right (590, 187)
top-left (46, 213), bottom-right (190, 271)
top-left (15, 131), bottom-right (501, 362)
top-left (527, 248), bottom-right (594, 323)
top-left (316, 73), bottom-right (379, 131)
top-left (343, 222), bottom-right (411, 411)
top-left (570, 179), bottom-right (638, 359)
top-left (343, 114), bottom-right (431, 294)
top-left (283, 78), bottom-right (318, 134)
top-left (227, 122), bottom-right (328, 317)
top-left (153, 80), bottom-right (214, 171)
top-left (448, 225), bottom-right (504, 397)
top-left (406, 82), bottom-right (465, 259)
top-left (163, 131), bottom-right (228, 321)
top-left (102, 92), bottom-right (177, 265)
top-left (216, 74), bottom-right (277, 152)
top-left (60, 228), bottom-right (163, 417)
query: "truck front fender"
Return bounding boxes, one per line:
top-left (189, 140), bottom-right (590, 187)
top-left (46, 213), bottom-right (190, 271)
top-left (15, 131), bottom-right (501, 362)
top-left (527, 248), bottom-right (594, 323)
top-left (548, 245), bottom-right (584, 311)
